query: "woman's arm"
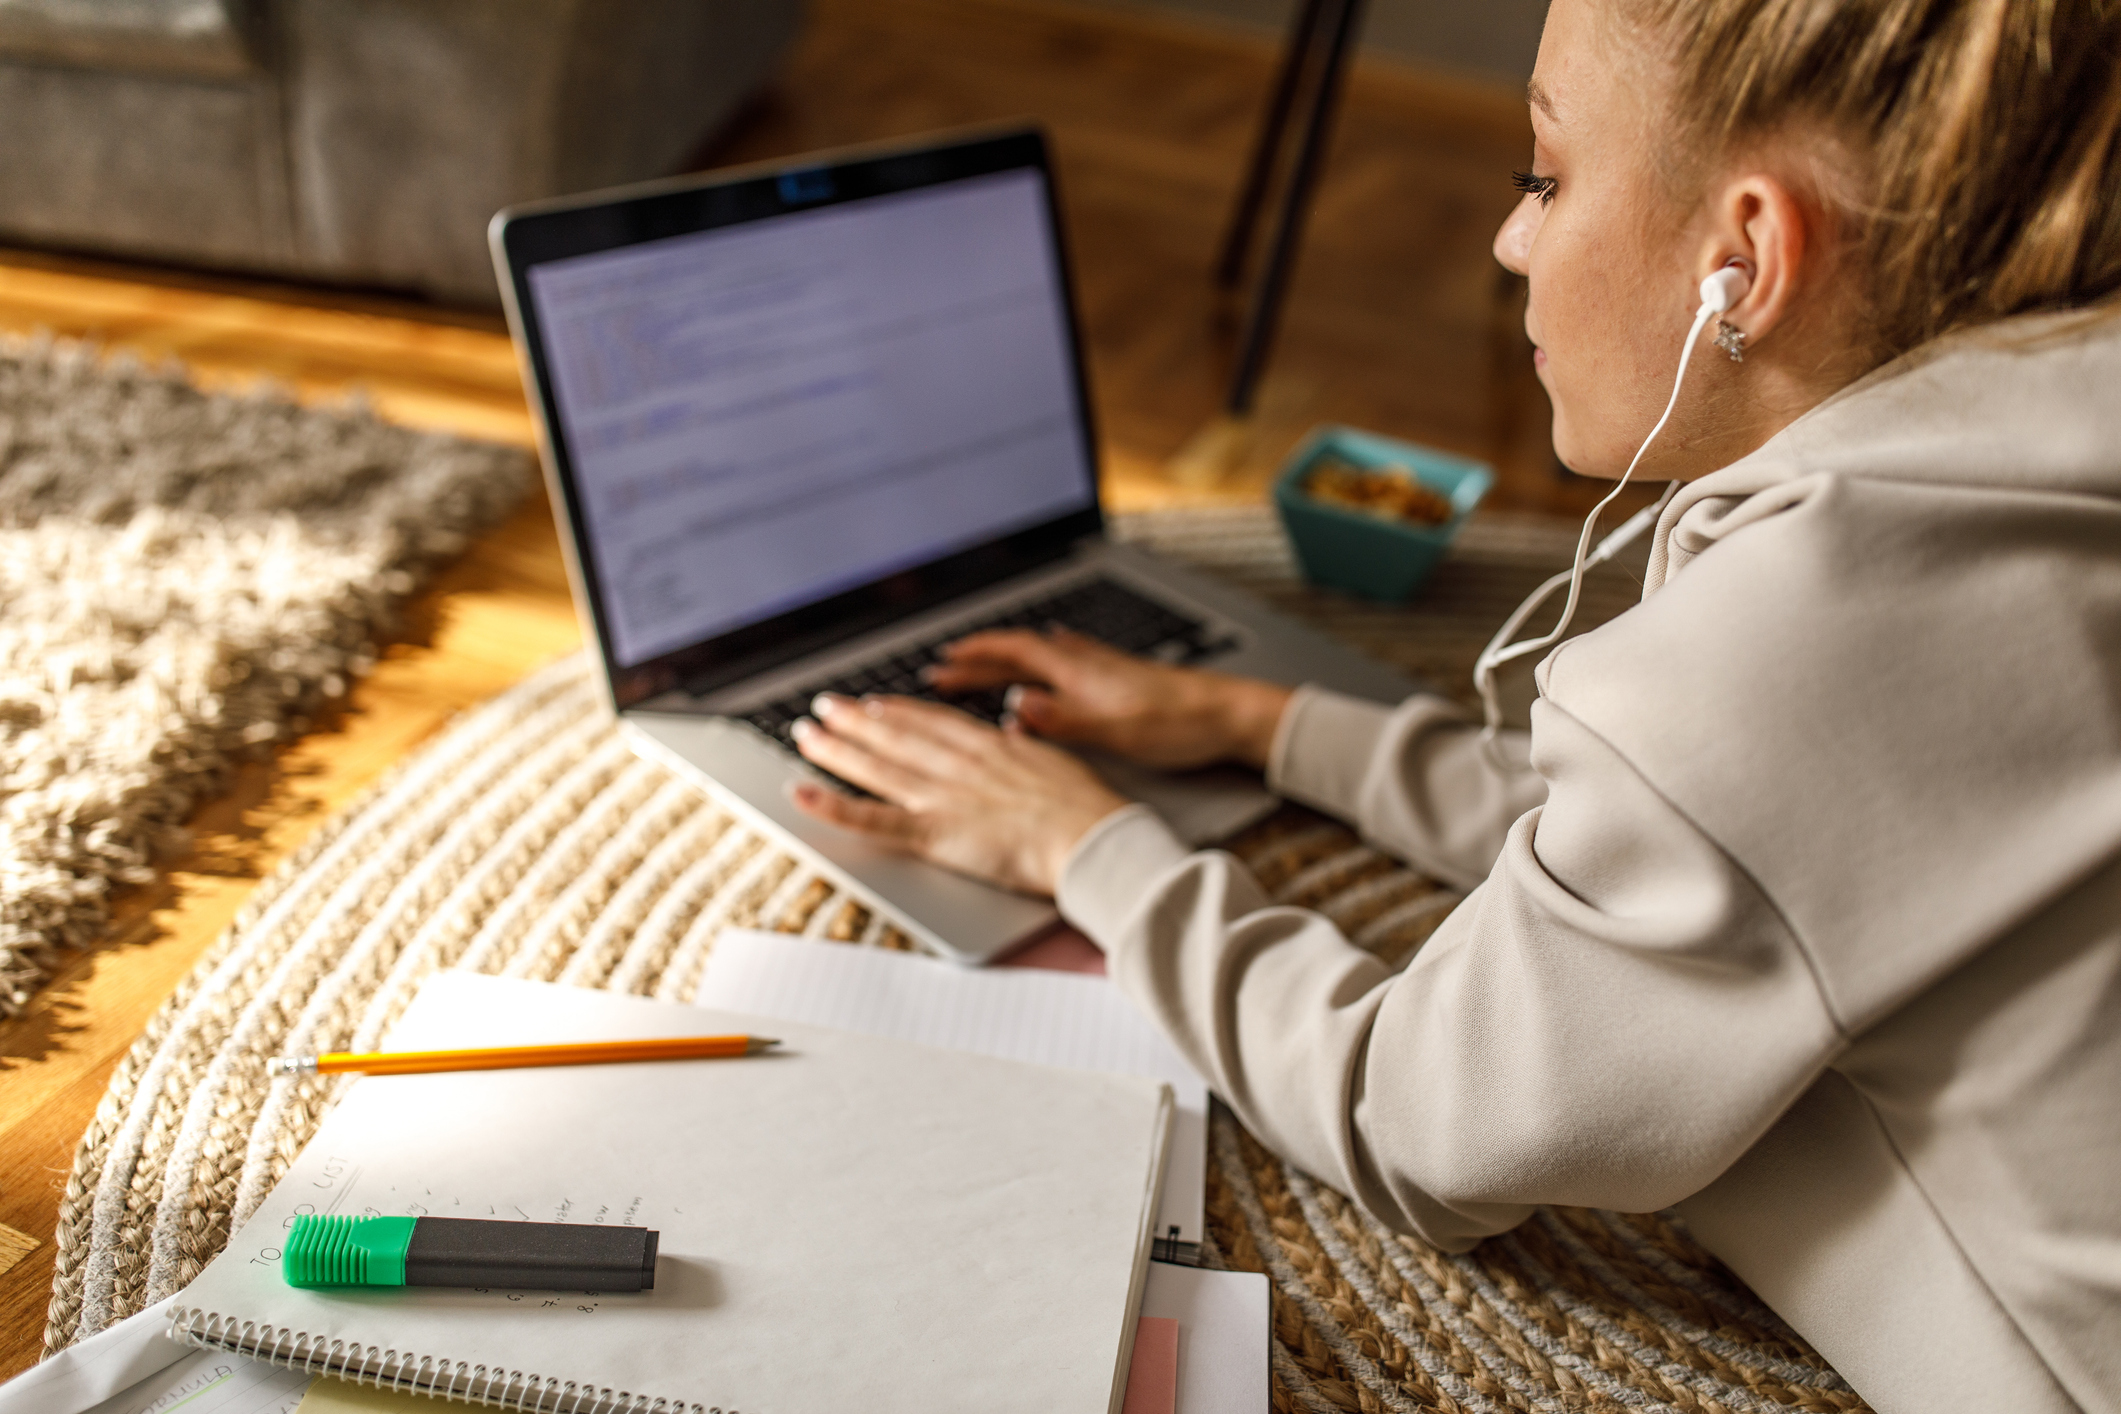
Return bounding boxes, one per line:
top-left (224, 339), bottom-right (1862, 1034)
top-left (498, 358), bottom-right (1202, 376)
top-left (1267, 688), bottom-right (1548, 891)
top-left (787, 684), bottom-right (1842, 1247)
top-left (930, 628), bottom-right (1545, 885)
top-left (1061, 698), bottom-right (1841, 1248)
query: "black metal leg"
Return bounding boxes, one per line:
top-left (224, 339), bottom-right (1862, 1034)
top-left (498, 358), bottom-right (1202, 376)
top-left (1225, 0), bottom-right (1365, 416)
top-left (1214, 0), bottom-right (1334, 290)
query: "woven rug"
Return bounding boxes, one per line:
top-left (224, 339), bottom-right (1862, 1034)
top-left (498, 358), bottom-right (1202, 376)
top-left (45, 508), bottom-right (1869, 1413)
top-left (0, 337), bottom-right (529, 1019)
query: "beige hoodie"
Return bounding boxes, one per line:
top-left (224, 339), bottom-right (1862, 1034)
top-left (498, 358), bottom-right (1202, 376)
top-left (1057, 312), bottom-right (2121, 1414)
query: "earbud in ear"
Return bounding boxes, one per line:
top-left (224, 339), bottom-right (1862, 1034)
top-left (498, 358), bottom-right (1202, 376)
top-left (1698, 260), bottom-right (1753, 314)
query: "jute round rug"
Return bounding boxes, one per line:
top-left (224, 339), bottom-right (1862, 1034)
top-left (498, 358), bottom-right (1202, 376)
top-left (45, 508), bottom-right (1869, 1413)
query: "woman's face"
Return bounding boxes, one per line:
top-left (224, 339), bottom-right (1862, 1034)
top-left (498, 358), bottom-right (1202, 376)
top-left (1492, 0), bottom-right (1712, 479)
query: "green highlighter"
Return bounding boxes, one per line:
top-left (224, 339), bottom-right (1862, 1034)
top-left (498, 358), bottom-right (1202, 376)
top-left (284, 1214), bottom-right (659, 1291)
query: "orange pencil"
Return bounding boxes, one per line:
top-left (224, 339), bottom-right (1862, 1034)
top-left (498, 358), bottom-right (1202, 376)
top-left (265, 1034), bottom-right (781, 1077)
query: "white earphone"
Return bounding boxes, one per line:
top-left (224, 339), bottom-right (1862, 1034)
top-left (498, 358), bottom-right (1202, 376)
top-left (1473, 259), bottom-right (1753, 767)
top-left (1698, 263), bottom-right (1752, 316)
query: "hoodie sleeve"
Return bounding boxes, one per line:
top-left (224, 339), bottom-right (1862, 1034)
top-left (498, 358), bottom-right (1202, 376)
top-left (1266, 687), bottom-right (1549, 891)
top-left (1059, 696), bottom-right (1841, 1250)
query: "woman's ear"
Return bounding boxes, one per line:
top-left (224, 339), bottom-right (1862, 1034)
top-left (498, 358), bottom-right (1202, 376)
top-left (1698, 172), bottom-right (1813, 343)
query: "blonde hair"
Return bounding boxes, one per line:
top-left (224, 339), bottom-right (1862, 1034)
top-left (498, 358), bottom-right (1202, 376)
top-left (1628, 0), bottom-right (2121, 358)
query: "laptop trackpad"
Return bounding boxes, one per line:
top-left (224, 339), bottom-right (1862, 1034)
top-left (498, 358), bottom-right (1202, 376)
top-left (1080, 752), bottom-right (1280, 847)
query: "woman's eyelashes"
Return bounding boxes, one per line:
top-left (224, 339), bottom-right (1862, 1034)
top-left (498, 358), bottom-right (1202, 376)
top-left (1511, 169), bottom-right (1558, 206)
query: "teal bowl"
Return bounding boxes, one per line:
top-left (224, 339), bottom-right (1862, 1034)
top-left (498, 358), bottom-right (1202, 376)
top-left (1273, 426), bottom-right (1493, 602)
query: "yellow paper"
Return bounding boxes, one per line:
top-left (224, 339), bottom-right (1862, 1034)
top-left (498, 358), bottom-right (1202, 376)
top-left (298, 1378), bottom-right (455, 1413)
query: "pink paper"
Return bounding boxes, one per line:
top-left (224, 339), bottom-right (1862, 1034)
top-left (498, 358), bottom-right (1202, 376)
top-left (994, 923), bottom-right (1107, 975)
top-left (1122, 1315), bottom-right (1180, 1414)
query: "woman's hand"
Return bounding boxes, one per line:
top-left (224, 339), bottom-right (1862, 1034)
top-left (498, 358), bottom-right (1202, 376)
top-left (925, 627), bottom-right (1294, 771)
top-left (788, 692), bottom-right (1129, 897)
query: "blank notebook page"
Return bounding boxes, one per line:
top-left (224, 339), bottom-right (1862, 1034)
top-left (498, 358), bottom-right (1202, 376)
top-left (696, 930), bottom-right (1210, 1241)
top-left (171, 972), bottom-right (1171, 1414)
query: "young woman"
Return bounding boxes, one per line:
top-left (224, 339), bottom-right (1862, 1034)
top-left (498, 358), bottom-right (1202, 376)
top-left (788, 1), bottom-right (2121, 1406)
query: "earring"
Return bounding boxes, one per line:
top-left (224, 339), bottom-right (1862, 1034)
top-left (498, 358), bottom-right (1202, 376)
top-left (1714, 319), bottom-right (1747, 362)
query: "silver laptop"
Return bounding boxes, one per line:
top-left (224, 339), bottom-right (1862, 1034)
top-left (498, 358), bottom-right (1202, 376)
top-left (491, 126), bottom-right (1415, 962)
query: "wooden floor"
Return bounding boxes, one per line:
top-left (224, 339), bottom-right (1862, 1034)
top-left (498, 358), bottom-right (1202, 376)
top-left (0, 0), bottom-right (1595, 1378)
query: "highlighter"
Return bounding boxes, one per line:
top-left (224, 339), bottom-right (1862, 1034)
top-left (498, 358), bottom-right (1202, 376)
top-left (284, 1214), bottom-right (658, 1291)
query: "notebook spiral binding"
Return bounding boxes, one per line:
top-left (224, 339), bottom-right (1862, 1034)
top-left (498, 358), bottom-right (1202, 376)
top-left (170, 1307), bottom-right (735, 1414)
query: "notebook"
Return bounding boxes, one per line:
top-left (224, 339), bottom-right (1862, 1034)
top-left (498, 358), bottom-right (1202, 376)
top-left (78, 1346), bottom-right (310, 1414)
top-left (32, 1262), bottom-right (1269, 1414)
top-left (167, 972), bottom-right (1173, 1414)
top-left (1136, 1264), bottom-right (1271, 1414)
top-left (289, 1263), bottom-right (1270, 1414)
top-left (695, 929), bottom-right (1211, 1244)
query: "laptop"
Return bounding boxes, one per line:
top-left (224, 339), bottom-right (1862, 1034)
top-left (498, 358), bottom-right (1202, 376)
top-left (490, 126), bottom-right (1416, 962)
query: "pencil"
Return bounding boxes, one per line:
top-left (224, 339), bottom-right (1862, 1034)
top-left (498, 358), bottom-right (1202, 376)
top-left (265, 1034), bottom-right (781, 1077)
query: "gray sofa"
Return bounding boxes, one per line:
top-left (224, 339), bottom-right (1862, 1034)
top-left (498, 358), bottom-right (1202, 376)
top-left (0, 0), bottom-right (806, 304)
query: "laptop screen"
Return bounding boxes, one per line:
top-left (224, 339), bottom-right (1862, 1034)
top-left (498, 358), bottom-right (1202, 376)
top-left (523, 164), bottom-right (1098, 674)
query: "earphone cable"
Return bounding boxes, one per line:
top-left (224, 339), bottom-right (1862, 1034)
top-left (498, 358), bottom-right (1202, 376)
top-left (1474, 299), bottom-right (1720, 766)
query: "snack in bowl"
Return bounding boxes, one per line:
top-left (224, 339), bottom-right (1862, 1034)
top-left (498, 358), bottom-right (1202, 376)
top-left (1273, 426), bottom-right (1491, 603)
top-left (1302, 454), bottom-right (1456, 527)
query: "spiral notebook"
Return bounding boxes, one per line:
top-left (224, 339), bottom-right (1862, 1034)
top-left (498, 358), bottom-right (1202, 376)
top-left (167, 972), bottom-right (1173, 1414)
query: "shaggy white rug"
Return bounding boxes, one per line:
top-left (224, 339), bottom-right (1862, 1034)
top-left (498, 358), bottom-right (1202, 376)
top-left (0, 337), bottom-right (530, 1019)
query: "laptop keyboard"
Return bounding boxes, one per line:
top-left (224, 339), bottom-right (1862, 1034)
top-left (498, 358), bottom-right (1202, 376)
top-left (740, 577), bottom-right (1229, 761)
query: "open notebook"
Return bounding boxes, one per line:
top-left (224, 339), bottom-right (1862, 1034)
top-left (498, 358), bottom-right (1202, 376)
top-left (168, 973), bottom-right (1172, 1414)
top-left (695, 929), bottom-right (1211, 1243)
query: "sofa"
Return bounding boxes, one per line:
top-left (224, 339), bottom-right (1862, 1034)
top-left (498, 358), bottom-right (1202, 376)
top-left (0, 0), bottom-right (806, 304)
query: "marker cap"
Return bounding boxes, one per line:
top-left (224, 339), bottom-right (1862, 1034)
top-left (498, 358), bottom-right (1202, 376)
top-left (284, 1215), bottom-right (417, 1287)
